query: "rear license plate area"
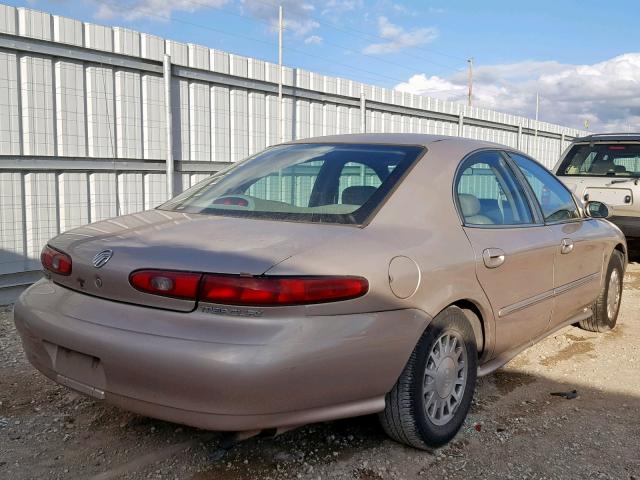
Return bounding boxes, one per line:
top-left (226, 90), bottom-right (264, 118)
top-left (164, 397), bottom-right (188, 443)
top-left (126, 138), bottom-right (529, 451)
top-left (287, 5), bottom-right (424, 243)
top-left (45, 342), bottom-right (107, 392)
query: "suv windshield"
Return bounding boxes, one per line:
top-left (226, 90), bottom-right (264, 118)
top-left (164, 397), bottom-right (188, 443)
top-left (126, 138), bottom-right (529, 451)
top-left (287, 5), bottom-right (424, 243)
top-left (159, 143), bottom-right (424, 225)
top-left (558, 143), bottom-right (640, 177)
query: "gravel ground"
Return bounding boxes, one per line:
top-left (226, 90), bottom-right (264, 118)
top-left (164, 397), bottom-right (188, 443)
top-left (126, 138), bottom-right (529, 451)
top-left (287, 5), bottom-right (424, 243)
top-left (1, 255), bottom-right (639, 480)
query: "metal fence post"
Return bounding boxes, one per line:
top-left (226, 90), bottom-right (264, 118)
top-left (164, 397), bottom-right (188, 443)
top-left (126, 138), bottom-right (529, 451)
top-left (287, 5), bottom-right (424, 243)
top-left (360, 92), bottom-right (366, 133)
top-left (517, 125), bottom-right (523, 151)
top-left (163, 54), bottom-right (175, 199)
top-left (458, 112), bottom-right (464, 137)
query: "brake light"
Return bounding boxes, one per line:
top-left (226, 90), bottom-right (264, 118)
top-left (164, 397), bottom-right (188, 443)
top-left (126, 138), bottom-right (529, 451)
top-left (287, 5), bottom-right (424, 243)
top-left (41, 245), bottom-right (72, 276)
top-left (608, 146), bottom-right (626, 150)
top-left (199, 275), bottom-right (368, 306)
top-left (130, 270), bottom-right (202, 300)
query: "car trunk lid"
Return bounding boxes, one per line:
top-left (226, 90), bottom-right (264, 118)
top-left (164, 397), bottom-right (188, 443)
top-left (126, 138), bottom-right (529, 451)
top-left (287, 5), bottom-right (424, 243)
top-left (48, 210), bottom-right (354, 312)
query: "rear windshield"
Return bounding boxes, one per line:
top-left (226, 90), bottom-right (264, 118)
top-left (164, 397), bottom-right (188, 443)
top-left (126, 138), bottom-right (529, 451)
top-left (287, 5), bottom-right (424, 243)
top-left (158, 143), bottom-right (424, 225)
top-left (558, 143), bottom-right (640, 177)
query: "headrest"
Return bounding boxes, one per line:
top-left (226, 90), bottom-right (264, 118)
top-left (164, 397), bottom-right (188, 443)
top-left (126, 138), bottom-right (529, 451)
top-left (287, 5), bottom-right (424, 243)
top-left (459, 193), bottom-right (481, 217)
top-left (590, 161), bottom-right (613, 174)
top-left (342, 185), bottom-right (377, 206)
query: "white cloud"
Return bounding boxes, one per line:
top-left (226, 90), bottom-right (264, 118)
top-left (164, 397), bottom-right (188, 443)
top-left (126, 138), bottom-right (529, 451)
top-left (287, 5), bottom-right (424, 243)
top-left (395, 53), bottom-right (640, 131)
top-left (321, 0), bottom-right (364, 16)
top-left (363, 16), bottom-right (438, 55)
top-left (396, 74), bottom-right (464, 97)
top-left (95, 0), bottom-right (230, 21)
top-left (94, 0), bottom-right (353, 36)
top-left (391, 3), bottom-right (438, 16)
top-left (392, 4), bottom-right (408, 14)
top-left (241, 0), bottom-right (320, 37)
top-left (458, 60), bottom-right (570, 84)
top-left (92, 0), bottom-right (365, 39)
top-left (304, 35), bottom-right (323, 45)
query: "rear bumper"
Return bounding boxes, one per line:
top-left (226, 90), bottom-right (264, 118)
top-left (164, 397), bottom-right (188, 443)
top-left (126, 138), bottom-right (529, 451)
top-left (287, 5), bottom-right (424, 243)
top-left (13, 280), bottom-right (430, 431)
top-left (609, 216), bottom-right (640, 239)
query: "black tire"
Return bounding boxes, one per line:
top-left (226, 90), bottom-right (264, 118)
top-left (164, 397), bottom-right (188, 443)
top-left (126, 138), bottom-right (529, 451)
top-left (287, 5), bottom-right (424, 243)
top-left (379, 306), bottom-right (477, 449)
top-left (580, 250), bottom-right (624, 333)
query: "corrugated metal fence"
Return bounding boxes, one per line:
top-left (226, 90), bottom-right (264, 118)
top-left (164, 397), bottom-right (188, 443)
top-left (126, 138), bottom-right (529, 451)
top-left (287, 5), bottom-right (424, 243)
top-left (0, 4), bottom-right (587, 302)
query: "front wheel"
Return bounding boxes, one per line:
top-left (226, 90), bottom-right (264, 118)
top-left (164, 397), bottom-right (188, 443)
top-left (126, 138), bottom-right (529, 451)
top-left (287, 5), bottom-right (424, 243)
top-left (379, 306), bottom-right (477, 449)
top-left (580, 250), bottom-right (624, 333)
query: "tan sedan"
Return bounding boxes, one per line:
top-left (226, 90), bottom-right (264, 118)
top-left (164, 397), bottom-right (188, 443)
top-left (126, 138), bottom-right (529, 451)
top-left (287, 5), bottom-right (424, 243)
top-left (14, 134), bottom-right (626, 449)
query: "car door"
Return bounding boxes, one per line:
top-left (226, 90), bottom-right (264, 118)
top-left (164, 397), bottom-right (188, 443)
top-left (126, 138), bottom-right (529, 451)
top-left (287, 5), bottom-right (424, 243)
top-left (508, 153), bottom-right (605, 326)
top-left (456, 150), bottom-right (556, 356)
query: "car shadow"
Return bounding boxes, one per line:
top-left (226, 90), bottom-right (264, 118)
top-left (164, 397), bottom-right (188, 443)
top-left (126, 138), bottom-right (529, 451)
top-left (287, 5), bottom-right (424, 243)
top-left (185, 365), bottom-right (640, 479)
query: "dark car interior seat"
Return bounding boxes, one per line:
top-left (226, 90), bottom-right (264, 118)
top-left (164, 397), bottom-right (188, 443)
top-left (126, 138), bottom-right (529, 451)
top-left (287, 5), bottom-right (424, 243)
top-left (590, 160), bottom-right (615, 174)
top-left (342, 185), bottom-right (377, 206)
top-left (459, 194), bottom-right (494, 224)
top-left (478, 199), bottom-right (504, 224)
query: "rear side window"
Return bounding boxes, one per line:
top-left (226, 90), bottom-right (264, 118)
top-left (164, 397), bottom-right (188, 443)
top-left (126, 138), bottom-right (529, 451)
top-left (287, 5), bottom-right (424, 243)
top-left (455, 151), bottom-right (534, 226)
top-left (558, 143), bottom-right (640, 177)
top-left (159, 144), bottom-right (423, 225)
top-left (510, 153), bottom-right (580, 223)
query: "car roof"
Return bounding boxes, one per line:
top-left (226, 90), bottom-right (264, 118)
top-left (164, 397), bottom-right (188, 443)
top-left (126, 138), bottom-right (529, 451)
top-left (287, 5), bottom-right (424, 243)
top-left (286, 133), bottom-right (510, 151)
top-left (572, 133), bottom-right (640, 143)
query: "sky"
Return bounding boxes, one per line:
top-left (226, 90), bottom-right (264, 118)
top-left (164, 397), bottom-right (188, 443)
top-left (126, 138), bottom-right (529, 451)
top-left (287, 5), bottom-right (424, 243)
top-left (10, 0), bottom-right (640, 131)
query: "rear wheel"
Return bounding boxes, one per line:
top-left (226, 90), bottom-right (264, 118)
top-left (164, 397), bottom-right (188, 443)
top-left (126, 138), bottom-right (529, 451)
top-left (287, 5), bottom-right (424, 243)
top-left (580, 250), bottom-right (624, 333)
top-left (379, 306), bottom-right (477, 449)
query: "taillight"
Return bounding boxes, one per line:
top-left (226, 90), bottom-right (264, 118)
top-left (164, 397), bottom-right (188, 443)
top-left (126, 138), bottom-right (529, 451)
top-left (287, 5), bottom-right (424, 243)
top-left (130, 270), bottom-right (202, 300)
top-left (41, 245), bottom-right (72, 276)
top-left (199, 275), bottom-right (368, 306)
top-left (130, 270), bottom-right (368, 306)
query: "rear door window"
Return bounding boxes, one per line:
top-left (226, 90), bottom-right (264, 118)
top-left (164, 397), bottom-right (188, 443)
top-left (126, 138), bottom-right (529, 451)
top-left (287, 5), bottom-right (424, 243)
top-left (455, 151), bottom-right (534, 226)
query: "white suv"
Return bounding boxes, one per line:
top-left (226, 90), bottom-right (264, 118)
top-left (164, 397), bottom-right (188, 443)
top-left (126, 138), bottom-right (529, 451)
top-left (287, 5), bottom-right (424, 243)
top-left (554, 133), bottom-right (640, 240)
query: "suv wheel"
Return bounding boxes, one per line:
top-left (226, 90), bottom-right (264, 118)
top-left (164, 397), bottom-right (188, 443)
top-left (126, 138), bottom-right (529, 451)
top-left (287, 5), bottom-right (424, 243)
top-left (379, 306), bottom-right (477, 449)
top-left (580, 250), bottom-right (624, 332)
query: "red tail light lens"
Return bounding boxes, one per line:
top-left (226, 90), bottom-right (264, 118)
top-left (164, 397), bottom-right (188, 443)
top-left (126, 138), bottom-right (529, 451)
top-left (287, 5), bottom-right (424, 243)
top-left (41, 245), bottom-right (72, 276)
top-left (130, 270), bottom-right (202, 300)
top-left (199, 275), bottom-right (368, 306)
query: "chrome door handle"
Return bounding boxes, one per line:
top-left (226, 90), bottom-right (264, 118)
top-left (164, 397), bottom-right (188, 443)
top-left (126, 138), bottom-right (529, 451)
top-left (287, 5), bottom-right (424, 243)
top-left (482, 248), bottom-right (506, 268)
top-left (560, 238), bottom-right (574, 254)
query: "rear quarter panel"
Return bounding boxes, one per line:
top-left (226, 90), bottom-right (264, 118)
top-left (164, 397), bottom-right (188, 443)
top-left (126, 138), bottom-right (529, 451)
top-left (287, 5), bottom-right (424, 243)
top-left (268, 139), bottom-right (497, 358)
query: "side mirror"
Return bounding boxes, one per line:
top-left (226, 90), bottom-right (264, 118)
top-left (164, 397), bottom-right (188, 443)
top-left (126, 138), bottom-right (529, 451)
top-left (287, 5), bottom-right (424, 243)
top-left (585, 201), bottom-right (611, 219)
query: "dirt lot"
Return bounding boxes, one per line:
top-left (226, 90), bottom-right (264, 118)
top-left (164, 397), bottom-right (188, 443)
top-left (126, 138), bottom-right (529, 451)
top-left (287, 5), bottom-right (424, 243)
top-left (2, 257), bottom-right (639, 480)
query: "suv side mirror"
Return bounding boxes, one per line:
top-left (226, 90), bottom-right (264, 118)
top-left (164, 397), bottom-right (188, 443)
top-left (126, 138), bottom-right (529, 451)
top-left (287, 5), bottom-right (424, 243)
top-left (585, 201), bottom-right (611, 219)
